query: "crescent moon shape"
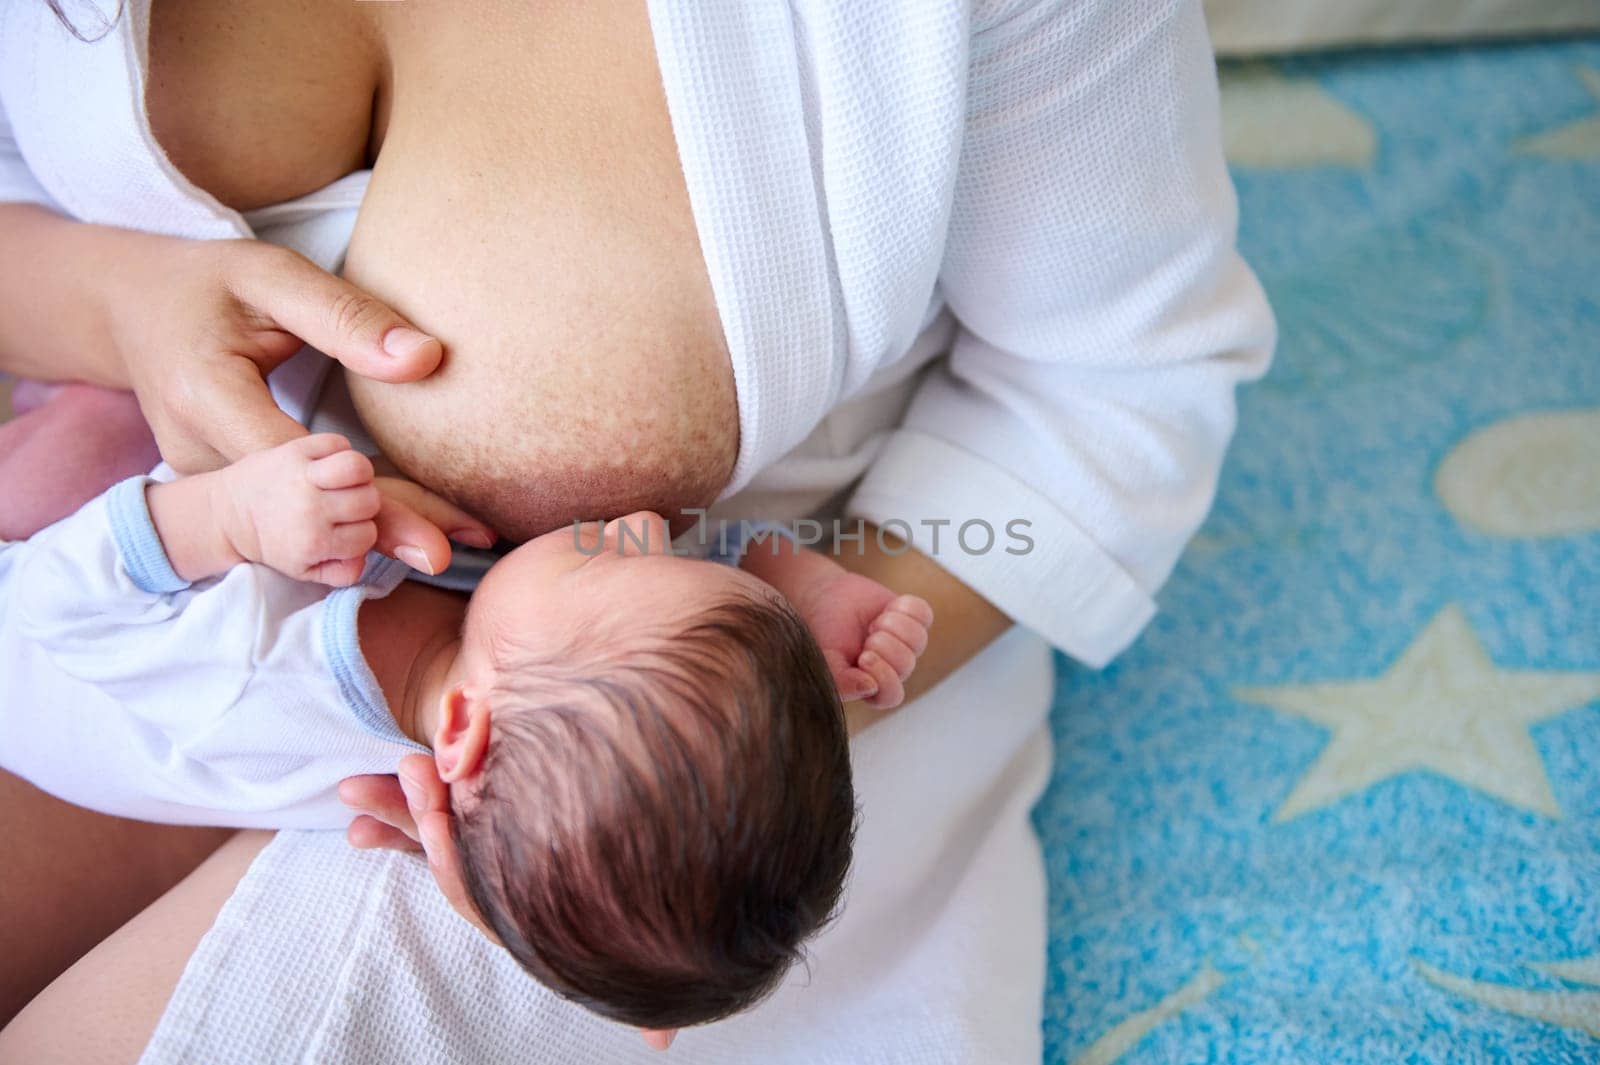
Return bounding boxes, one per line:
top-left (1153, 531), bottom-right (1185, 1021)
top-left (1434, 408), bottom-right (1600, 538)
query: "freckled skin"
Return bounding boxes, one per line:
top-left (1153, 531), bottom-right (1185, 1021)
top-left (0, 6), bottom-right (1012, 1044)
top-left (342, 2), bottom-right (739, 539)
top-left (151, 0), bottom-right (740, 541)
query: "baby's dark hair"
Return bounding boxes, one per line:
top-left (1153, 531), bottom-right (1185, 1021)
top-left (450, 593), bottom-right (856, 1030)
top-left (43, 1), bottom-right (124, 42)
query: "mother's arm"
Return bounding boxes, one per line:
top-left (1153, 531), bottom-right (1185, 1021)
top-left (0, 827), bottom-right (271, 1064)
top-left (0, 197), bottom-right (477, 1025)
top-left (831, 525), bottom-right (1012, 731)
top-left (0, 773), bottom-right (235, 1028)
top-left (0, 203), bottom-right (444, 472)
top-left (843, 0), bottom-right (1276, 671)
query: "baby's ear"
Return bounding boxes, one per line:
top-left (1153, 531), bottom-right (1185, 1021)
top-left (433, 685), bottom-right (492, 783)
top-left (639, 1028), bottom-right (677, 1051)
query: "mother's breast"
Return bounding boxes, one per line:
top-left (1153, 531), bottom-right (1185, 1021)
top-left (343, 1), bottom-right (737, 541)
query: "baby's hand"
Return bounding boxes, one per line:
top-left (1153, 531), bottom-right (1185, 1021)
top-left (792, 572), bottom-right (934, 710)
top-left (147, 436), bottom-right (492, 586)
top-left (216, 434), bottom-right (384, 586)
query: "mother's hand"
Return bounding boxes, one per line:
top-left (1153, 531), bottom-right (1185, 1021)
top-left (338, 755), bottom-right (491, 938)
top-left (340, 759), bottom-right (679, 1052)
top-left (101, 234), bottom-right (443, 474)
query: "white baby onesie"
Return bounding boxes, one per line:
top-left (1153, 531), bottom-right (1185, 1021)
top-left (0, 483), bottom-right (780, 830)
top-left (0, 477), bottom-right (425, 830)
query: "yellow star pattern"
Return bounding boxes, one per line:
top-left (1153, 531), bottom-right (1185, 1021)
top-left (1416, 955), bottom-right (1600, 1040)
top-left (1235, 605), bottom-right (1600, 822)
top-left (1070, 966), bottom-right (1225, 1065)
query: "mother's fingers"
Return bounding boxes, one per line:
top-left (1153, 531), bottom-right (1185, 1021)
top-left (397, 754), bottom-right (450, 813)
top-left (391, 756), bottom-right (492, 936)
top-left (417, 808), bottom-right (496, 941)
top-left (187, 355), bottom-right (311, 469)
top-left (229, 245), bottom-right (444, 385)
top-left (338, 773), bottom-right (418, 843)
top-left (349, 758), bottom-right (491, 940)
top-left (346, 814), bottom-right (422, 854)
top-left (377, 478), bottom-right (496, 549)
top-left (373, 479), bottom-right (497, 577)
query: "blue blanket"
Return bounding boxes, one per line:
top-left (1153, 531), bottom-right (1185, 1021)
top-left (1037, 38), bottom-right (1600, 1064)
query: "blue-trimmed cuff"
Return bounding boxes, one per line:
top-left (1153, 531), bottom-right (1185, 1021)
top-left (105, 476), bottom-right (191, 595)
top-left (704, 519), bottom-right (799, 568)
top-left (322, 557), bottom-right (429, 749)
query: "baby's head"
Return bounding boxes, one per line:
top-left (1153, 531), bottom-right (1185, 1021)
top-left (433, 513), bottom-right (855, 1031)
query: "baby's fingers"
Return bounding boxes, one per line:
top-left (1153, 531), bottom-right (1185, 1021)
top-left (320, 484), bottom-right (381, 524)
top-left (308, 521), bottom-right (378, 585)
top-left (311, 556), bottom-right (367, 587)
top-left (888, 594), bottom-right (933, 627)
top-left (308, 448), bottom-right (375, 490)
top-left (823, 648), bottom-right (879, 703)
top-left (328, 519), bottom-right (378, 558)
top-left (868, 605), bottom-right (932, 658)
top-left (858, 650), bottom-right (905, 710)
top-left (864, 629), bottom-right (917, 682)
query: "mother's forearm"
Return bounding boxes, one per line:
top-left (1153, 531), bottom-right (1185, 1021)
top-left (0, 204), bottom-right (129, 386)
top-left (834, 522), bottom-right (1013, 725)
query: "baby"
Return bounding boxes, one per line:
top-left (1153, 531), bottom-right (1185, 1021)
top-left (0, 434), bottom-right (932, 1032)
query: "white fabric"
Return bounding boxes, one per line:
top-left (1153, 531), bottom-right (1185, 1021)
top-left (1205, 0), bottom-right (1600, 56)
top-left (141, 624), bottom-right (1055, 1065)
top-left (0, 1), bottom-right (1270, 1061)
top-left (0, 0), bottom-right (1274, 668)
top-left (0, 485), bottom-right (422, 829)
top-left (649, 0), bottom-right (1275, 666)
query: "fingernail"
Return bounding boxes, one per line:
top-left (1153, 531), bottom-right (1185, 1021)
top-left (382, 326), bottom-right (437, 360)
top-left (395, 545), bottom-right (435, 575)
top-left (451, 528), bottom-right (495, 550)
